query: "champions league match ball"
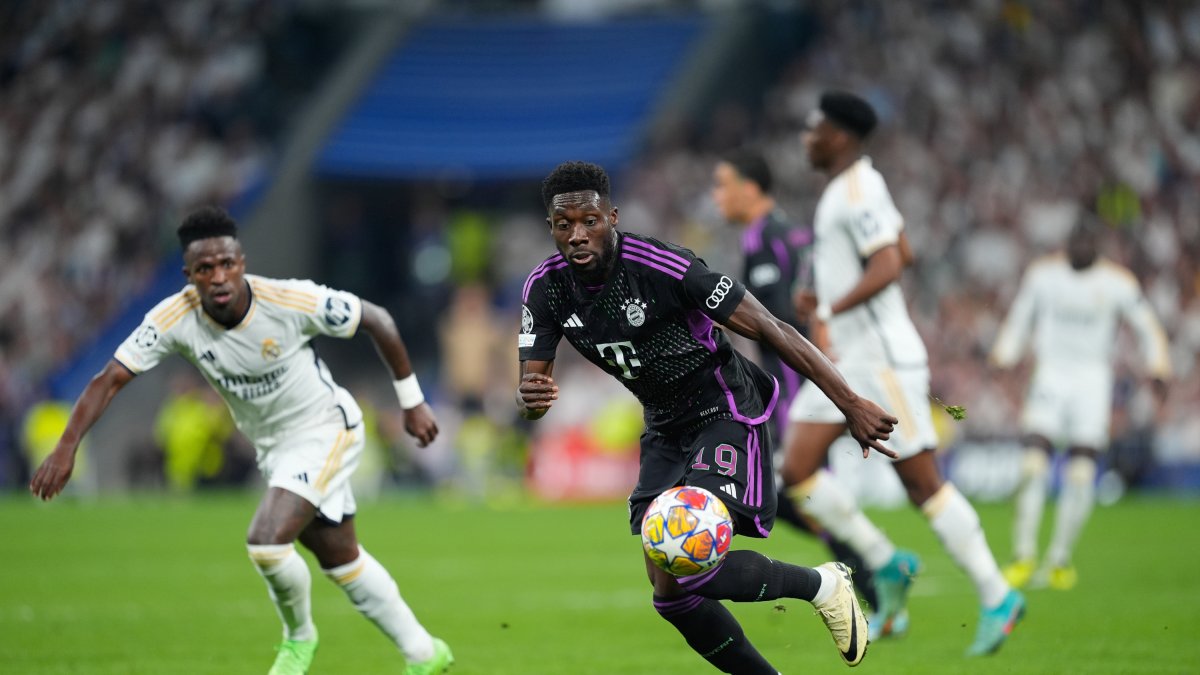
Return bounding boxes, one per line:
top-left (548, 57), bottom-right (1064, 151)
top-left (641, 486), bottom-right (733, 576)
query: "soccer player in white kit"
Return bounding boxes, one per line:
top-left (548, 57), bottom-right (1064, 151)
top-left (30, 207), bottom-right (454, 675)
top-left (781, 91), bottom-right (1023, 656)
top-left (991, 221), bottom-right (1171, 590)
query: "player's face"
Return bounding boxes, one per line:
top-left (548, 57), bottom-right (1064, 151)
top-left (547, 190), bottom-right (618, 281)
top-left (803, 112), bottom-right (841, 171)
top-left (183, 236), bottom-right (248, 322)
top-left (1067, 226), bottom-right (1098, 270)
top-left (712, 162), bottom-right (749, 224)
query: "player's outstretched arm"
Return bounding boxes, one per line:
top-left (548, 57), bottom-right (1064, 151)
top-left (30, 359), bottom-right (134, 500)
top-left (722, 292), bottom-right (898, 459)
top-left (820, 244), bottom-right (903, 317)
top-left (517, 360), bottom-right (557, 421)
top-left (359, 299), bottom-right (437, 447)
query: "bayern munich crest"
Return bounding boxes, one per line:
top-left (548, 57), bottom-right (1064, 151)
top-left (623, 299), bottom-right (647, 327)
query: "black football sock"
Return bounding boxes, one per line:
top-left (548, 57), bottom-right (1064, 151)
top-left (679, 549), bottom-right (823, 602)
top-left (653, 594), bottom-right (776, 675)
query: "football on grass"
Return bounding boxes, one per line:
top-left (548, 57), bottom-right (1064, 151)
top-left (641, 486), bottom-right (733, 576)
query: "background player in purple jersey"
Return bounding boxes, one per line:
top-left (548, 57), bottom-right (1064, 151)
top-left (712, 149), bottom-right (877, 610)
top-left (516, 161), bottom-right (899, 672)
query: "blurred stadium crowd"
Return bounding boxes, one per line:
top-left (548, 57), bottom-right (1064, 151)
top-left (1, 1), bottom-right (1197, 494)
top-left (610, 0), bottom-right (1200, 469)
top-left (0, 0), bottom-right (351, 484)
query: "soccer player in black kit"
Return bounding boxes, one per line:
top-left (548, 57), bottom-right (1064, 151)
top-left (516, 161), bottom-right (898, 672)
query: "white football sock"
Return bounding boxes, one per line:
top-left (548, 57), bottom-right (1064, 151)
top-left (1045, 457), bottom-right (1096, 568)
top-left (1013, 449), bottom-right (1050, 561)
top-left (789, 469), bottom-right (896, 571)
top-left (811, 565), bottom-right (838, 605)
top-left (324, 547), bottom-right (434, 663)
top-left (922, 483), bottom-right (1009, 608)
top-left (248, 543), bottom-right (316, 641)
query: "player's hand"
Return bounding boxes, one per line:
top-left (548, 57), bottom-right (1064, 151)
top-left (30, 446), bottom-right (76, 501)
top-left (403, 402), bottom-right (439, 448)
top-left (794, 289), bottom-right (818, 322)
top-left (842, 397), bottom-right (899, 459)
top-left (518, 372), bottom-right (558, 418)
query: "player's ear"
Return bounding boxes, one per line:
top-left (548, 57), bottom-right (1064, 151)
top-left (610, 206), bottom-right (619, 227)
top-left (545, 216), bottom-right (553, 231)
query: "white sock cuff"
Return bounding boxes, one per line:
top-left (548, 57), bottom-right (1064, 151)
top-left (323, 546), bottom-right (370, 585)
top-left (1020, 449), bottom-right (1050, 478)
top-left (811, 565), bottom-right (838, 605)
top-left (248, 543), bottom-right (297, 570)
top-left (1064, 457), bottom-right (1097, 485)
top-left (920, 483), bottom-right (958, 519)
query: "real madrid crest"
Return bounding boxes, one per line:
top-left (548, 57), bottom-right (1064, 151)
top-left (622, 298), bottom-right (647, 327)
top-left (261, 338), bottom-right (281, 361)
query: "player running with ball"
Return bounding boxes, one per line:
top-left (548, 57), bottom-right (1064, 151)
top-left (517, 161), bottom-right (899, 672)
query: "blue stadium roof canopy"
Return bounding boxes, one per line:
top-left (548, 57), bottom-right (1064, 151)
top-left (317, 15), bottom-right (706, 180)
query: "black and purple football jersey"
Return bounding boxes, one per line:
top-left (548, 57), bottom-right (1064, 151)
top-left (519, 232), bottom-right (779, 435)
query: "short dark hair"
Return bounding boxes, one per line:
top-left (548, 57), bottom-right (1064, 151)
top-left (542, 161), bottom-right (611, 211)
top-left (723, 149), bottom-right (772, 194)
top-left (819, 91), bottom-right (877, 139)
top-left (178, 206), bottom-right (238, 250)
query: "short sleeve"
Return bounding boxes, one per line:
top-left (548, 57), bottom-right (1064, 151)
top-left (680, 256), bottom-right (747, 324)
top-left (114, 298), bottom-right (182, 374)
top-left (292, 281), bottom-right (362, 339)
top-left (518, 280), bottom-right (561, 361)
top-left (848, 177), bottom-right (904, 258)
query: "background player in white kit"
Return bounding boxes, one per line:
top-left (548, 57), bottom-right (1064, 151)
top-left (781, 91), bottom-right (1023, 656)
top-left (990, 221), bottom-right (1171, 590)
top-left (30, 207), bottom-right (454, 675)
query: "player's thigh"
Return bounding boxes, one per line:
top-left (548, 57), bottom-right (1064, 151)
top-left (779, 420), bottom-right (844, 485)
top-left (299, 515), bottom-right (360, 568)
top-left (628, 430), bottom-right (689, 535)
top-left (247, 486), bottom-right (317, 545)
top-left (684, 419), bottom-right (776, 538)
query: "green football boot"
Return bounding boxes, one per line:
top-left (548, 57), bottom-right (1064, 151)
top-left (268, 630), bottom-right (318, 675)
top-left (405, 637), bottom-right (454, 675)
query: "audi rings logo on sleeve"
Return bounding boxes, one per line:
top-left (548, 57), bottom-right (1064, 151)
top-left (705, 276), bottom-right (734, 309)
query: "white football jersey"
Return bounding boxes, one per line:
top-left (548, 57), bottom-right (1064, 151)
top-left (991, 255), bottom-right (1171, 377)
top-left (812, 157), bottom-right (928, 367)
top-left (115, 274), bottom-right (364, 448)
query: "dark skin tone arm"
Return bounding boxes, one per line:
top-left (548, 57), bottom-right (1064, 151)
top-left (796, 243), bottom-right (904, 320)
top-left (514, 295), bottom-right (897, 458)
top-left (516, 360), bottom-right (556, 421)
top-left (30, 359), bottom-right (134, 500)
top-left (359, 299), bottom-right (438, 447)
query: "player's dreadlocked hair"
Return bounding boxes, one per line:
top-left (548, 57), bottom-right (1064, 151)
top-left (541, 161), bottom-right (611, 211)
top-left (178, 206), bottom-right (239, 250)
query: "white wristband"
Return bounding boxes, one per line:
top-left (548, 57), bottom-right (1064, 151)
top-left (815, 303), bottom-right (833, 322)
top-left (393, 374), bottom-right (425, 410)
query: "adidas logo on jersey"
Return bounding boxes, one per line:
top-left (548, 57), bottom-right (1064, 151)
top-left (294, 472), bottom-right (309, 484)
top-left (562, 314), bottom-right (584, 328)
top-left (719, 483), bottom-right (738, 499)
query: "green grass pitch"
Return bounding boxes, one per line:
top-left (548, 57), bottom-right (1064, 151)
top-left (2, 492), bottom-right (1197, 674)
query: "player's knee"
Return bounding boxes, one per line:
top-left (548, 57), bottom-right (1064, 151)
top-left (1019, 448), bottom-right (1051, 482)
top-left (1064, 456), bottom-right (1096, 487)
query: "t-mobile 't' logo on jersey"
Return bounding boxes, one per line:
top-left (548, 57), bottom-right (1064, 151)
top-left (596, 341), bottom-right (642, 380)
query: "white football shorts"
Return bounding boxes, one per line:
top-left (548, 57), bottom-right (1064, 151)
top-left (788, 364), bottom-right (938, 460)
top-left (257, 420), bottom-right (364, 523)
top-left (1021, 364), bottom-right (1113, 448)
